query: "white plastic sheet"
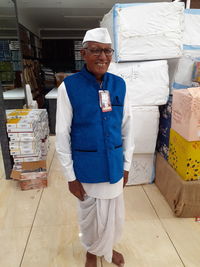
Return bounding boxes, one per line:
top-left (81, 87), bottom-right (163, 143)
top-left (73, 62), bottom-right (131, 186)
top-left (108, 60), bottom-right (169, 106)
top-left (101, 2), bottom-right (184, 62)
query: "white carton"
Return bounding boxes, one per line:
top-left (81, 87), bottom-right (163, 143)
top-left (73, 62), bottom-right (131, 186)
top-left (6, 118), bottom-right (37, 131)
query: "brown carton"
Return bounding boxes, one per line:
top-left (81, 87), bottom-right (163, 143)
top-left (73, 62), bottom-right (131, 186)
top-left (11, 160), bottom-right (48, 191)
top-left (155, 153), bottom-right (200, 218)
top-left (11, 160), bottom-right (46, 180)
top-left (19, 178), bottom-right (47, 190)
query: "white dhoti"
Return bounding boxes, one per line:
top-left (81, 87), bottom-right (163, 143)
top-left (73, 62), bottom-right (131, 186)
top-left (78, 193), bottom-right (125, 263)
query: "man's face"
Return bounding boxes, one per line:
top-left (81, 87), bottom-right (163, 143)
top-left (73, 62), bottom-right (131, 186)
top-left (81, 41), bottom-right (113, 80)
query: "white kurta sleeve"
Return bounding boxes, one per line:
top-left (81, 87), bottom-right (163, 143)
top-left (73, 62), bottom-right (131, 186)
top-left (55, 81), bottom-right (76, 182)
top-left (122, 91), bottom-right (135, 171)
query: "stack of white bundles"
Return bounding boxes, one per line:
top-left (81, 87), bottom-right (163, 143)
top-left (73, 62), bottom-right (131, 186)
top-left (108, 61), bottom-right (169, 106)
top-left (7, 109), bottom-right (49, 139)
top-left (127, 154), bottom-right (155, 186)
top-left (6, 109), bottom-right (50, 169)
top-left (126, 106), bottom-right (159, 186)
top-left (101, 2), bottom-right (184, 62)
top-left (131, 106), bottom-right (160, 154)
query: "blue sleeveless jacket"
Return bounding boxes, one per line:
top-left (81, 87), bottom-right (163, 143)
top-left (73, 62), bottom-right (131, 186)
top-left (64, 66), bottom-right (126, 184)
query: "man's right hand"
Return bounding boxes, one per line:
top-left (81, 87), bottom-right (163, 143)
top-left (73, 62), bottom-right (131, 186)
top-left (68, 180), bottom-right (86, 201)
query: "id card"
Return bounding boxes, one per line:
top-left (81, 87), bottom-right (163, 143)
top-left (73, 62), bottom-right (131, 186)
top-left (99, 90), bottom-right (112, 112)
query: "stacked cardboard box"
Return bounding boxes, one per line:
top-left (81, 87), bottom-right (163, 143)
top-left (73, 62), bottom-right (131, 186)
top-left (155, 87), bottom-right (200, 217)
top-left (6, 109), bottom-right (49, 190)
top-left (168, 87), bottom-right (200, 181)
top-left (158, 9), bottom-right (200, 159)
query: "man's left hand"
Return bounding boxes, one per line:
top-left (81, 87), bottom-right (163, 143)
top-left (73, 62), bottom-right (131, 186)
top-left (123, 170), bottom-right (129, 187)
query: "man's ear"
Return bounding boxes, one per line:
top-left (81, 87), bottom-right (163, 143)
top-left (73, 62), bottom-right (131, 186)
top-left (80, 49), bottom-right (85, 59)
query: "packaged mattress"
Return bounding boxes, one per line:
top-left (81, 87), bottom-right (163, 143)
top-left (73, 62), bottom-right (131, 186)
top-left (101, 2), bottom-right (184, 62)
top-left (108, 60), bottom-right (169, 106)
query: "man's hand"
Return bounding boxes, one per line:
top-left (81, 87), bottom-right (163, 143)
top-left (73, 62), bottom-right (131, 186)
top-left (68, 180), bottom-right (86, 201)
top-left (123, 170), bottom-right (129, 187)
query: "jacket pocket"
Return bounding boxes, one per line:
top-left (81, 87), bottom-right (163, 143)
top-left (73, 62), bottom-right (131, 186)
top-left (74, 149), bottom-right (97, 152)
top-left (115, 144), bottom-right (122, 149)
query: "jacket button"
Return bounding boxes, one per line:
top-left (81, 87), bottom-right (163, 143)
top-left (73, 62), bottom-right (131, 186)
top-left (104, 117), bottom-right (107, 120)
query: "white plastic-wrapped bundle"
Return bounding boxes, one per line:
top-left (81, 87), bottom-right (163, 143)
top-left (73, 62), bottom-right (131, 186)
top-left (183, 9), bottom-right (200, 48)
top-left (172, 52), bottom-right (200, 90)
top-left (131, 106), bottom-right (159, 154)
top-left (101, 2), bottom-right (184, 62)
top-left (172, 55), bottom-right (194, 89)
top-left (170, 9), bottom-right (200, 90)
top-left (108, 60), bottom-right (169, 106)
top-left (127, 153), bottom-right (155, 185)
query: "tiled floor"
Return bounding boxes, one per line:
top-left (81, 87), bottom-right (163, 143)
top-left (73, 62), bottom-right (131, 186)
top-left (0, 136), bottom-right (200, 267)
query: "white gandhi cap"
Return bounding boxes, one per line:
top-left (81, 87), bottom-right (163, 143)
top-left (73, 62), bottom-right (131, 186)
top-left (82, 28), bottom-right (112, 45)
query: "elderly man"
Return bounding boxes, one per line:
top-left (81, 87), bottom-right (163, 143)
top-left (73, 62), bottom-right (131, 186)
top-left (56, 28), bottom-right (134, 267)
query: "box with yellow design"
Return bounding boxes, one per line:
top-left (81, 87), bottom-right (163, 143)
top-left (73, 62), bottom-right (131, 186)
top-left (168, 128), bottom-right (200, 181)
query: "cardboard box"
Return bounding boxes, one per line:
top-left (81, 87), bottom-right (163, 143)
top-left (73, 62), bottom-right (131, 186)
top-left (155, 153), bottom-right (200, 217)
top-left (168, 128), bottom-right (200, 181)
top-left (19, 178), bottom-right (47, 191)
top-left (12, 160), bottom-right (47, 190)
top-left (11, 160), bottom-right (46, 180)
top-left (14, 155), bottom-right (41, 163)
top-left (172, 87), bottom-right (200, 141)
top-left (8, 130), bottom-right (39, 139)
top-left (6, 109), bottom-right (48, 122)
top-left (10, 146), bottom-right (40, 156)
top-left (9, 140), bottom-right (39, 149)
top-left (55, 72), bottom-right (70, 87)
top-left (6, 118), bottom-right (37, 130)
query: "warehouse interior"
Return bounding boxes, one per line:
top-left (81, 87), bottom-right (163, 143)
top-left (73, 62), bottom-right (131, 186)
top-left (1, 0), bottom-right (200, 266)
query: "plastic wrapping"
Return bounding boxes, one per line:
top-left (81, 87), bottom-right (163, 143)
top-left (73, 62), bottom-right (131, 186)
top-left (101, 2), bottom-right (184, 62)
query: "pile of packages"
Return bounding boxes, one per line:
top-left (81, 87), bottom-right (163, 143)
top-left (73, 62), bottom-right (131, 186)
top-left (157, 7), bottom-right (200, 160)
top-left (155, 87), bottom-right (200, 217)
top-left (151, 6), bottom-right (200, 218)
top-left (169, 87), bottom-right (200, 181)
top-left (101, 2), bottom-right (184, 185)
top-left (6, 109), bottom-right (49, 190)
